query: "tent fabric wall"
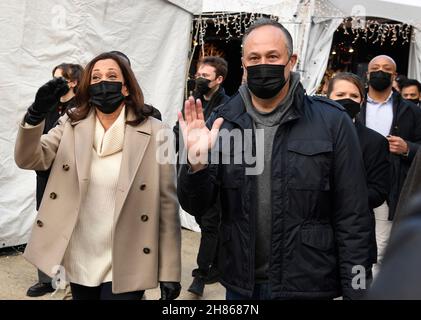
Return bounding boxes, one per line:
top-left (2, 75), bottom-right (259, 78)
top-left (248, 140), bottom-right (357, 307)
top-left (0, 0), bottom-right (194, 247)
top-left (301, 18), bottom-right (343, 95)
top-left (327, 0), bottom-right (421, 27)
top-left (409, 28), bottom-right (421, 82)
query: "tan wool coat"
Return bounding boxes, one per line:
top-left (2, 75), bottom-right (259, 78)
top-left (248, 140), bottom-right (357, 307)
top-left (14, 110), bottom-right (181, 293)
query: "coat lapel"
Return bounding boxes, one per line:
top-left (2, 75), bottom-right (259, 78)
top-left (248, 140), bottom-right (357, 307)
top-left (114, 118), bottom-right (151, 223)
top-left (73, 111), bottom-right (95, 203)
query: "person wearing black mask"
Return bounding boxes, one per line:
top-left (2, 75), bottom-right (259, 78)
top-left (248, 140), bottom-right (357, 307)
top-left (26, 62), bottom-right (83, 297)
top-left (178, 19), bottom-right (373, 300)
top-left (108, 50), bottom-right (163, 120)
top-left (327, 72), bottom-right (390, 268)
top-left (178, 56), bottom-right (229, 297)
top-left (357, 55), bottom-right (421, 277)
top-left (173, 56), bottom-right (229, 153)
top-left (400, 79), bottom-right (421, 107)
top-left (15, 52), bottom-right (181, 300)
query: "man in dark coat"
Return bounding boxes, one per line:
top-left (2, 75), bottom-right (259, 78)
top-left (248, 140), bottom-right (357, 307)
top-left (177, 19), bottom-right (373, 300)
top-left (357, 55), bottom-right (421, 275)
top-left (367, 195), bottom-right (421, 299)
top-left (174, 56), bottom-right (230, 296)
top-left (393, 150), bottom-right (421, 227)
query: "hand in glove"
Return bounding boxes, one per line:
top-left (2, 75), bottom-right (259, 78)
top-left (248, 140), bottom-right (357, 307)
top-left (159, 282), bottom-right (181, 300)
top-left (25, 77), bottom-right (70, 125)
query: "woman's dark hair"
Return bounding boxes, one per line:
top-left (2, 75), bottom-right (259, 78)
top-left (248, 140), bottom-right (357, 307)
top-left (52, 63), bottom-right (84, 92)
top-left (67, 52), bottom-right (153, 126)
top-left (327, 72), bottom-right (366, 101)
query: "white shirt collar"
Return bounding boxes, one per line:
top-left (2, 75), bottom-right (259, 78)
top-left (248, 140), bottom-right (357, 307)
top-left (367, 91), bottom-right (394, 104)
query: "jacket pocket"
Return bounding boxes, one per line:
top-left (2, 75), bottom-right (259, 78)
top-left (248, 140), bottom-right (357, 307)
top-left (221, 164), bottom-right (245, 188)
top-left (301, 225), bottom-right (335, 251)
top-left (287, 140), bottom-right (332, 191)
top-left (283, 224), bottom-right (338, 291)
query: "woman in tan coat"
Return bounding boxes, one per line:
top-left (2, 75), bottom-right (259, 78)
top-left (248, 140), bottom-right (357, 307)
top-left (14, 52), bottom-right (181, 300)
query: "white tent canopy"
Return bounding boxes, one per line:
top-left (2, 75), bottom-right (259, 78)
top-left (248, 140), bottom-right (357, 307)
top-left (203, 0), bottom-right (421, 93)
top-left (302, 0), bottom-right (421, 94)
top-left (0, 0), bottom-right (195, 247)
top-left (327, 0), bottom-right (421, 26)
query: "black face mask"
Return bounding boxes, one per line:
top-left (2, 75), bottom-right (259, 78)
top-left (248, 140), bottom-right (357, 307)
top-left (335, 98), bottom-right (361, 119)
top-left (369, 70), bottom-right (392, 91)
top-left (89, 81), bottom-right (125, 114)
top-left (194, 77), bottom-right (212, 96)
top-left (406, 98), bottom-right (420, 106)
top-left (246, 64), bottom-right (289, 99)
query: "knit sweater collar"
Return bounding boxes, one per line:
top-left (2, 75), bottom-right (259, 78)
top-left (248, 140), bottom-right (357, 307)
top-left (93, 106), bottom-right (126, 157)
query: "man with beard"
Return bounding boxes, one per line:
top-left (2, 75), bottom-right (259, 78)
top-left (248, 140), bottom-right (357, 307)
top-left (400, 79), bottom-right (421, 107)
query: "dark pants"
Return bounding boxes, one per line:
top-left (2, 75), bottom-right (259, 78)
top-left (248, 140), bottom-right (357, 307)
top-left (193, 204), bottom-right (220, 277)
top-left (70, 282), bottom-right (144, 300)
top-left (226, 283), bottom-right (272, 300)
top-left (38, 269), bottom-right (51, 284)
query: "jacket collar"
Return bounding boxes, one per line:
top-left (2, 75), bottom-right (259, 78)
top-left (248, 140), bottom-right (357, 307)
top-left (217, 83), bottom-right (305, 129)
top-left (359, 90), bottom-right (411, 126)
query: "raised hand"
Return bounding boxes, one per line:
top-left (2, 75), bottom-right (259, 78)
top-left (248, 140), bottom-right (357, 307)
top-left (178, 96), bottom-right (224, 172)
top-left (32, 77), bottom-right (69, 113)
top-left (25, 77), bottom-right (70, 125)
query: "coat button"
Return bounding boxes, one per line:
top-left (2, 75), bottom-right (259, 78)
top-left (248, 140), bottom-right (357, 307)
top-left (140, 184), bottom-right (147, 191)
top-left (141, 215), bottom-right (149, 222)
top-left (143, 248), bottom-right (150, 254)
top-left (36, 220), bottom-right (44, 227)
top-left (62, 164), bottom-right (70, 171)
top-left (49, 192), bottom-right (57, 199)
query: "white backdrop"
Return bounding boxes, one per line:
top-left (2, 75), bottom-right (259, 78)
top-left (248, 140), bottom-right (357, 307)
top-left (0, 0), bottom-right (195, 247)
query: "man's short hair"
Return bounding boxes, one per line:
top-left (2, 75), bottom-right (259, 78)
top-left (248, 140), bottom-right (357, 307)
top-left (198, 56), bottom-right (228, 80)
top-left (401, 79), bottom-right (421, 94)
top-left (242, 18), bottom-right (293, 57)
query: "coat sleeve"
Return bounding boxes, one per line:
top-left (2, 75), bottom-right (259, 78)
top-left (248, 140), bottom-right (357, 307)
top-left (404, 106), bottom-right (421, 162)
top-left (157, 125), bottom-right (182, 282)
top-left (367, 135), bottom-right (390, 209)
top-left (393, 150), bottom-right (421, 227)
top-left (14, 115), bottom-right (66, 171)
top-left (331, 113), bottom-right (374, 299)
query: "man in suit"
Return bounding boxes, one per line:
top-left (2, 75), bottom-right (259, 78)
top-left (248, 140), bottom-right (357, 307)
top-left (357, 55), bottom-right (421, 275)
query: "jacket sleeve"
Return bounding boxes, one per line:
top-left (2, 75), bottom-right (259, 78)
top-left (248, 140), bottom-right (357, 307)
top-left (332, 113), bottom-right (374, 299)
top-left (367, 136), bottom-right (390, 209)
top-left (393, 150), bottom-right (421, 227)
top-left (177, 112), bottom-right (220, 217)
top-left (404, 106), bottom-right (421, 162)
top-left (14, 115), bottom-right (66, 171)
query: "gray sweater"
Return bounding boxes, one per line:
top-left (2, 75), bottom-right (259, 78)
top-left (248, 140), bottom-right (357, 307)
top-left (239, 72), bottom-right (301, 282)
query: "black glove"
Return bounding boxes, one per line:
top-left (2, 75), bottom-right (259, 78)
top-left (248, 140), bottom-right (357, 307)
top-left (159, 281), bottom-right (181, 300)
top-left (25, 77), bottom-right (70, 125)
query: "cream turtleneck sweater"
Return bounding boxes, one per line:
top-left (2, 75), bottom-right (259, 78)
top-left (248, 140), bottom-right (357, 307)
top-left (62, 107), bottom-right (125, 286)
